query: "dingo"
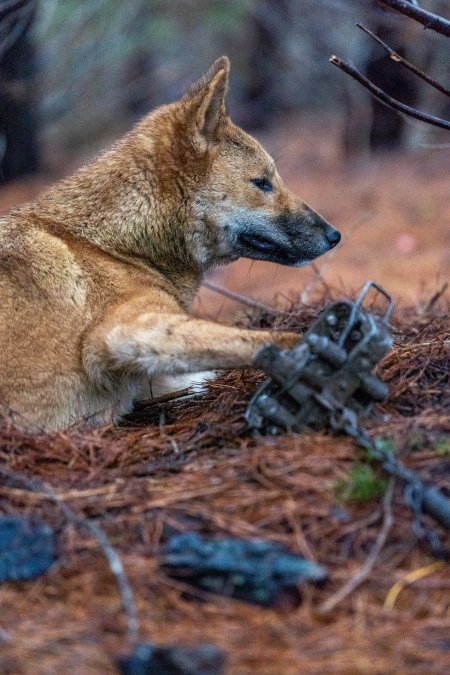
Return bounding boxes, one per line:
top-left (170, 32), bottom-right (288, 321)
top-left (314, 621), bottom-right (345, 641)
top-left (0, 57), bottom-right (340, 431)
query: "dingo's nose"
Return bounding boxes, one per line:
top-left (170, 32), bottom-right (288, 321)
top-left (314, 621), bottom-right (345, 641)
top-left (326, 229), bottom-right (341, 249)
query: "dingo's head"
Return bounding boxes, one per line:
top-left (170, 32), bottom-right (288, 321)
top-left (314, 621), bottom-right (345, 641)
top-left (135, 57), bottom-right (340, 272)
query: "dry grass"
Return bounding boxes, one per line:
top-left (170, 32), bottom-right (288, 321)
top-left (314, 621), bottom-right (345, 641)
top-left (0, 295), bottom-right (449, 674)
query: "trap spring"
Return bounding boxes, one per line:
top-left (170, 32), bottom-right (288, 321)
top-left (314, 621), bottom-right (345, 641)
top-left (246, 281), bottom-right (393, 434)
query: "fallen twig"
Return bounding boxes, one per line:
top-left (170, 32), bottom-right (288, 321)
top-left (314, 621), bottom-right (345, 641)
top-left (318, 477), bottom-right (395, 614)
top-left (356, 23), bottom-right (450, 98)
top-left (202, 279), bottom-right (281, 314)
top-left (330, 55), bottom-right (450, 130)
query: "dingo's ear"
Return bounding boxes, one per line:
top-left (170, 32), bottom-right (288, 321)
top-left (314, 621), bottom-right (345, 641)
top-left (184, 56), bottom-right (230, 149)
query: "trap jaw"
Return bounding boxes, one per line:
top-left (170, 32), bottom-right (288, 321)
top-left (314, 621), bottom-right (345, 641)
top-left (246, 281), bottom-right (394, 435)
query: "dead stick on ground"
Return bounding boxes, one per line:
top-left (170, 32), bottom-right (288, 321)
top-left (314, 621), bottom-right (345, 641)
top-left (379, 0), bottom-right (450, 38)
top-left (0, 464), bottom-right (139, 644)
top-left (356, 23), bottom-right (450, 98)
top-left (318, 477), bottom-right (395, 614)
top-left (329, 56), bottom-right (450, 130)
top-left (419, 282), bottom-right (449, 315)
top-left (202, 279), bottom-right (282, 314)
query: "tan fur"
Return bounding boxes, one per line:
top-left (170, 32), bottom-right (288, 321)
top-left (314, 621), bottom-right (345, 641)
top-left (0, 57), bottom-right (340, 431)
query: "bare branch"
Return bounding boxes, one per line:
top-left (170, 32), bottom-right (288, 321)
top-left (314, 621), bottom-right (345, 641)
top-left (380, 0), bottom-right (450, 37)
top-left (329, 55), bottom-right (450, 130)
top-left (357, 23), bottom-right (450, 98)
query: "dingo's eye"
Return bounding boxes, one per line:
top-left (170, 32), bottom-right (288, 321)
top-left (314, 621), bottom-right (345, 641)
top-left (251, 178), bottom-right (273, 192)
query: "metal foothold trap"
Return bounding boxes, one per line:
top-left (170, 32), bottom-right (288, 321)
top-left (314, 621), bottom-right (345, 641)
top-left (246, 281), bottom-right (394, 435)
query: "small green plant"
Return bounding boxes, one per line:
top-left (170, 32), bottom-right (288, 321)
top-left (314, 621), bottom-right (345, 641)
top-left (334, 464), bottom-right (388, 503)
top-left (435, 437), bottom-right (450, 456)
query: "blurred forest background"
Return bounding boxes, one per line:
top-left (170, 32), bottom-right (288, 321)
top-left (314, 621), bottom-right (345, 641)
top-left (0, 0), bottom-right (449, 307)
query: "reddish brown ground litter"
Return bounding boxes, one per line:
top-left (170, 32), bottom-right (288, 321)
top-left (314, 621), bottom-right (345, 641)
top-left (0, 119), bottom-right (449, 673)
top-left (0, 297), bottom-right (448, 675)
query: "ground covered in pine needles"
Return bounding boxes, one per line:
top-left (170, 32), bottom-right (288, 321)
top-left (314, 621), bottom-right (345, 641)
top-left (0, 293), bottom-right (448, 675)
